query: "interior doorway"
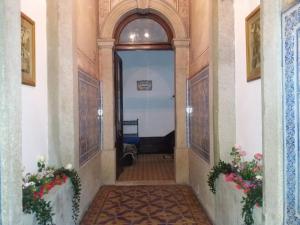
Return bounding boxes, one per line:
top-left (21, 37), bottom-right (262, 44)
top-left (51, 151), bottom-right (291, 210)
top-left (113, 14), bottom-right (176, 183)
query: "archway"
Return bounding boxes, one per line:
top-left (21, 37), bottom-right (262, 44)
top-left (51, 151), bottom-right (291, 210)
top-left (98, 0), bottom-right (189, 184)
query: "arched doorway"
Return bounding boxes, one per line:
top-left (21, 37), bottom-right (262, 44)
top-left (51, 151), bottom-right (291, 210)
top-left (98, 0), bottom-right (189, 184)
top-left (113, 13), bottom-right (175, 182)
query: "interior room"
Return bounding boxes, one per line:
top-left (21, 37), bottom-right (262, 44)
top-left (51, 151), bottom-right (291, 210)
top-left (117, 50), bottom-right (175, 183)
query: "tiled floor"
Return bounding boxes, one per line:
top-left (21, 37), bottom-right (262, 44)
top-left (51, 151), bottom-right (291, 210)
top-left (80, 185), bottom-right (212, 225)
top-left (117, 154), bottom-right (175, 182)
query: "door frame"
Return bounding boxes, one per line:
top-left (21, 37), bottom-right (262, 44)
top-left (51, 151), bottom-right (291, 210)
top-left (98, 0), bottom-right (190, 185)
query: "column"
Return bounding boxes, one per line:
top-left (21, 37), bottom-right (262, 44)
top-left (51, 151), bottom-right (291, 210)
top-left (0, 0), bottom-right (22, 224)
top-left (98, 39), bottom-right (116, 184)
top-left (173, 38), bottom-right (190, 184)
top-left (261, 0), bottom-right (284, 223)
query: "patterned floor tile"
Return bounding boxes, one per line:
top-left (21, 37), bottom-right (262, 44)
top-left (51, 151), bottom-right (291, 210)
top-left (118, 154), bottom-right (174, 181)
top-left (80, 185), bottom-right (212, 225)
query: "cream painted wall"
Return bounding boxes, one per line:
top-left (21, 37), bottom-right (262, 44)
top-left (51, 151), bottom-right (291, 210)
top-left (189, 0), bottom-right (210, 76)
top-left (188, 0), bottom-right (214, 221)
top-left (76, 0), bottom-right (98, 78)
top-left (189, 151), bottom-right (215, 220)
top-left (21, 0), bottom-right (48, 172)
top-left (75, 0), bottom-right (102, 218)
top-left (234, 0), bottom-right (262, 157)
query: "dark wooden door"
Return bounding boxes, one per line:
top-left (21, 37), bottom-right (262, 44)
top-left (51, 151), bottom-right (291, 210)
top-left (114, 53), bottom-right (124, 179)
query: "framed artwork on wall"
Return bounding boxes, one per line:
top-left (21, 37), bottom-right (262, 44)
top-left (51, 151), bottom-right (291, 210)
top-left (245, 6), bottom-right (261, 82)
top-left (21, 13), bottom-right (36, 86)
top-left (137, 80), bottom-right (152, 91)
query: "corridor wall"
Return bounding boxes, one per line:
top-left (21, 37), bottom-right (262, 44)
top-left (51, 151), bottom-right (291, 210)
top-left (234, 0), bottom-right (262, 158)
top-left (189, 0), bottom-right (262, 224)
top-left (75, 0), bottom-right (103, 218)
top-left (21, 0), bottom-right (48, 172)
top-left (188, 0), bottom-right (215, 221)
top-left (189, 0), bottom-right (210, 77)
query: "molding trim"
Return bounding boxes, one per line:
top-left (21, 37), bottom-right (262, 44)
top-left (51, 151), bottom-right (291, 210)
top-left (97, 38), bottom-right (115, 48)
top-left (100, 0), bottom-right (187, 39)
top-left (172, 38), bottom-right (190, 48)
top-left (137, 0), bottom-right (150, 10)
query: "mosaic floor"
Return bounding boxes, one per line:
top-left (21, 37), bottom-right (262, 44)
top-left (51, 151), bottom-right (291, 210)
top-left (80, 185), bottom-right (212, 225)
top-left (117, 154), bottom-right (175, 182)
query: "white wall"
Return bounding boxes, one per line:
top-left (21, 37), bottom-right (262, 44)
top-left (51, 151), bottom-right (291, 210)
top-left (119, 51), bottom-right (175, 137)
top-left (234, 0), bottom-right (262, 157)
top-left (21, 0), bottom-right (48, 172)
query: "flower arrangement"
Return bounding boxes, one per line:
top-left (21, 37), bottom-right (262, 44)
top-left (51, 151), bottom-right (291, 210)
top-left (207, 145), bottom-right (263, 225)
top-left (23, 156), bottom-right (81, 225)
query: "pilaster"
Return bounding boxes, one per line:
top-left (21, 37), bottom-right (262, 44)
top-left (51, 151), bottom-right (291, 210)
top-left (173, 38), bottom-right (190, 184)
top-left (98, 39), bottom-right (116, 184)
top-left (0, 0), bottom-right (22, 224)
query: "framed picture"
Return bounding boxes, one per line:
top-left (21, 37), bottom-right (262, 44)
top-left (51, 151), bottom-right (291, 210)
top-left (137, 80), bottom-right (152, 91)
top-left (21, 13), bottom-right (35, 86)
top-left (246, 6), bottom-right (261, 82)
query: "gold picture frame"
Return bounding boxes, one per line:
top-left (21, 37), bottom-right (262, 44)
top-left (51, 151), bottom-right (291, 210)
top-left (21, 13), bottom-right (35, 86)
top-left (246, 6), bottom-right (261, 82)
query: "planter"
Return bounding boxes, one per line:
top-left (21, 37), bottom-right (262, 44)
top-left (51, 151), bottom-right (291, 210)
top-left (23, 180), bottom-right (73, 225)
top-left (216, 175), bottom-right (263, 225)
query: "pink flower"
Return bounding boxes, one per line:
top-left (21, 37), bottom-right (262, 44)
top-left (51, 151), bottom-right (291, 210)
top-left (224, 173), bottom-right (235, 182)
top-left (239, 150), bottom-right (247, 157)
top-left (243, 189), bottom-right (250, 194)
top-left (252, 167), bottom-right (259, 173)
top-left (235, 184), bottom-right (242, 190)
top-left (254, 153), bottom-right (263, 160)
top-left (234, 144), bottom-right (242, 150)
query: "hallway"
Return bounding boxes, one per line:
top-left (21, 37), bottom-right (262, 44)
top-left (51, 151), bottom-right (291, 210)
top-left (0, 0), bottom-right (290, 224)
top-left (80, 185), bottom-right (212, 225)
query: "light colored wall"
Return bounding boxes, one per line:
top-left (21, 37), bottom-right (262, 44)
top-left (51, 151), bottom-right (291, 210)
top-left (75, 0), bottom-right (102, 218)
top-left (189, 151), bottom-right (215, 220)
top-left (234, 0), bottom-right (262, 158)
top-left (119, 51), bottom-right (175, 137)
top-left (188, 0), bottom-right (214, 221)
top-left (21, 0), bottom-right (48, 172)
top-left (47, 0), bottom-right (102, 219)
top-left (76, 0), bottom-right (98, 78)
top-left (189, 0), bottom-right (210, 76)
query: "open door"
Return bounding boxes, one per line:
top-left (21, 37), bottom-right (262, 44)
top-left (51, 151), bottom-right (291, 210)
top-left (114, 53), bottom-right (124, 179)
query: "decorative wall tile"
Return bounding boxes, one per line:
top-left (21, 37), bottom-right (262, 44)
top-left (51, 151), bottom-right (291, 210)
top-left (282, 3), bottom-right (300, 224)
top-left (188, 67), bottom-right (209, 162)
top-left (79, 70), bottom-right (101, 165)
